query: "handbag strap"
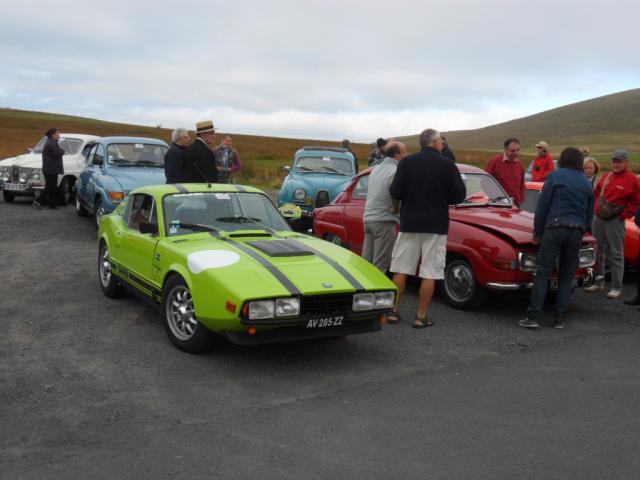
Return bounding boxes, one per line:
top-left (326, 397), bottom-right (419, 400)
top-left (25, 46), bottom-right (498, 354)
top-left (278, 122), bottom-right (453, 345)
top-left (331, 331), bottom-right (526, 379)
top-left (601, 172), bottom-right (614, 198)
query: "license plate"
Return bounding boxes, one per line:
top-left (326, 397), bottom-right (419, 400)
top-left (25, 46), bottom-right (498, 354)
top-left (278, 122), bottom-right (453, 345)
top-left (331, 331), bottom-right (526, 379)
top-left (3, 183), bottom-right (27, 191)
top-left (306, 315), bottom-right (344, 329)
top-left (549, 278), bottom-right (580, 289)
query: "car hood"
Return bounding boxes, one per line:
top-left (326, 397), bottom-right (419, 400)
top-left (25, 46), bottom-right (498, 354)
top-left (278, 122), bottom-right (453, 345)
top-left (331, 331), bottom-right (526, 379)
top-left (0, 152), bottom-right (45, 168)
top-left (450, 206), bottom-right (535, 245)
top-left (165, 232), bottom-right (395, 298)
top-left (108, 167), bottom-right (166, 191)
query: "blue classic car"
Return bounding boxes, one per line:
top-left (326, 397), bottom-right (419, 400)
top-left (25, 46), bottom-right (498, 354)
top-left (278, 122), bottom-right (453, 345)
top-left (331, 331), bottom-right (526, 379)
top-left (278, 146), bottom-right (357, 231)
top-left (75, 136), bottom-right (168, 226)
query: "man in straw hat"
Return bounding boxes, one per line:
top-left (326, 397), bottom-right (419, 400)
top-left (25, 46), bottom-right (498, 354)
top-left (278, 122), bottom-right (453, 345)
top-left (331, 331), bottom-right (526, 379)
top-left (183, 120), bottom-right (218, 183)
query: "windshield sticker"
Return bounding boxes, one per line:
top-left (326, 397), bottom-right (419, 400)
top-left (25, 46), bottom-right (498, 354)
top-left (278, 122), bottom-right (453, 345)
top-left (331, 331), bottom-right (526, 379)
top-left (214, 193), bottom-right (230, 200)
top-left (135, 144), bottom-right (144, 149)
top-left (187, 250), bottom-right (241, 273)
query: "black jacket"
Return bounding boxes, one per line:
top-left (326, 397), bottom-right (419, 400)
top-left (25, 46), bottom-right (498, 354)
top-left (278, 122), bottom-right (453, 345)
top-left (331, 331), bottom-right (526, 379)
top-left (42, 138), bottom-right (65, 175)
top-left (164, 142), bottom-right (186, 183)
top-left (182, 138), bottom-right (218, 183)
top-left (390, 147), bottom-right (466, 234)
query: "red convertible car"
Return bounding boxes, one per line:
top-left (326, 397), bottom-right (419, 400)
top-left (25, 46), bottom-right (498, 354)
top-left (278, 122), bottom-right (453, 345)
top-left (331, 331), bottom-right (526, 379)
top-left (524, 181), bottom-right (639, 267)
top-left (313, 164), bottom-right (597, 310)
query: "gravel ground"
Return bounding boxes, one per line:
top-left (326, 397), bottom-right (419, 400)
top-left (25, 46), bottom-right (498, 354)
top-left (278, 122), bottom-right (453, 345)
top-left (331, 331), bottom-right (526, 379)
top-left (2, 195), bottom-right (639, 479)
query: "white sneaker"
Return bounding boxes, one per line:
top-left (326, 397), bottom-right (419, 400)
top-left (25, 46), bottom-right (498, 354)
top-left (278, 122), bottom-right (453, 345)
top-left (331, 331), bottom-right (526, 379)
top-left (607, 289), bottom-right (622, 299)
top-left (583, 283), bottom-right (604, 293)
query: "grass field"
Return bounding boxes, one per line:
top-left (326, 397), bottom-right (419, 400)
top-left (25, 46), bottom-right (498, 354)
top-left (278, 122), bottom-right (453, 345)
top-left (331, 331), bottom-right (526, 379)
top-left (2, 107), bottom-right (637, 190)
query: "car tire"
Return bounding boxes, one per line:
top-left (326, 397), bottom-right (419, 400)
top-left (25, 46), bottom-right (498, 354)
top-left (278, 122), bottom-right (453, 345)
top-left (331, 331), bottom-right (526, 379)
top-left (76, 194), bottom-right (90, 217)
top-left (98, 241), bottom-right (123, 298)
top-left (441, 257), bottom-right (487, 310)
top-left (94, 197), bottom-right (105, 228)
top-left (56, 177), bottom-right (72, 206)
top-left (324, 233), bottom-right (343, 247)
top-left (3, 190), bottom-right (15, 202)
top-left (162, 274), bottom-right (215, 354)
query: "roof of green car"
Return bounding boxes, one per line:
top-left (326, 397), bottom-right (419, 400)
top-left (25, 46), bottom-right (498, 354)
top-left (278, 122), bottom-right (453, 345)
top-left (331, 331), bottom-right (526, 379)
top-left (129, 183), bottom-right (267, 197)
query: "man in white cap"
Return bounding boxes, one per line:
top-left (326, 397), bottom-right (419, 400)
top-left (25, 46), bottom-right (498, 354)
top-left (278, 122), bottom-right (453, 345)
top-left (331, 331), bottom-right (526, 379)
top-left (183, 120), bottom-right (218, 183)
top-left (531, 140), bottom-right (555, 182)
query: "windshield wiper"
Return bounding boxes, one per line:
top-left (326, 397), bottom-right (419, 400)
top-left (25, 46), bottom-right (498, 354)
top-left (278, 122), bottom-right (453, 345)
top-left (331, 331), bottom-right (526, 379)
top-left (215, 216), bottom-right (279, 237)
top-left (171, 222), bottom-right (223, 234)
top-left (296, 166), bottom-right (321, 172)
top-left (461, 193), bottom-right (486, 203)
top-left (134, 160), bottom-right (162, 167)
top-left (319, 166), bottom-right (346, 175)
top-left (488, 195), bottom-right (511, 204)
top-left (110, 158), bottom-right (135, 165)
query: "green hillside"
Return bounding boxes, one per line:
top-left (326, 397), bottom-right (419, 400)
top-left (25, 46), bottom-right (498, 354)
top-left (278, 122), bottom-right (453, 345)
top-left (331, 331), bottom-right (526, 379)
top-left (403, 88), bottom-right (640, 154)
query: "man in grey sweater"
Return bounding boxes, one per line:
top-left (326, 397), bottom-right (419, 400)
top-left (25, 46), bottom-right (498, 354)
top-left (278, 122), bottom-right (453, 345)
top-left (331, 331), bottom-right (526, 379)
top-left (362, 141), bottom-right (406, 272)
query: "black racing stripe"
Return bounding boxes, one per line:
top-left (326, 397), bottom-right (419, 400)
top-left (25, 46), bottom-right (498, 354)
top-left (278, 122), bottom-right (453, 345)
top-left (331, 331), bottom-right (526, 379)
top-left (290, 240), bottom-right (365, 291)
top-left (225, 239), bottom-right (301, 295)
top-left (174, 184), bottom-right (188, 193)
top-left (235, 184), bottom-right (247, 192)
top-left (110, 260), bottom-right (160, 297)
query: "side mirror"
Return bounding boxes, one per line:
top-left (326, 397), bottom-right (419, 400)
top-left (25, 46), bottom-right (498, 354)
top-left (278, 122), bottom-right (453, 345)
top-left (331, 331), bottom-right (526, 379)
top-left (28, 148), bottom-right (33, 153)
top-left (283, 166), bottom-right (291, 172)
top-left (139, 221), bottom-right (158, 236)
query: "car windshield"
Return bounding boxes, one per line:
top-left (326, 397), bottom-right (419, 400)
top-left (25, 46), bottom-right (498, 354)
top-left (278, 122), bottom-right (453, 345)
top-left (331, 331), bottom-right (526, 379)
top-left (106, 143), bottom-right (168, 167)
top-left (31, 136), bottom-right (84, 155)
top-left (163, 192), bottom-right (292, 236)
top-left (294, 156), bottom-right (354, 175)
top-left (458, 172), bottom-right (512, 206)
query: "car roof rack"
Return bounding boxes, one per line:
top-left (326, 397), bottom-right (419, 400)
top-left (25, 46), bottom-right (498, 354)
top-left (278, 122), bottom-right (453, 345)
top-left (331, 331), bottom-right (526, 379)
top-left (301, 146), bottom-right (348, 153)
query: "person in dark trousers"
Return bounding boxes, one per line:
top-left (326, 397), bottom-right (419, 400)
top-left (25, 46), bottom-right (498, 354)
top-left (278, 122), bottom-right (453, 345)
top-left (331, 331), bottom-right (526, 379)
top-left (164, 128), bottom-right (190, 183)
top-left (519, 147), bottom-right (594, 330)
top-left (440, 135), bottom-right (456, 162)
top-left (182, 120), bottom-right (218, 183)
top-left (387, 129), bottom-right (466, 328)
top-left (341, 139), bottom-right (358, 173)
top-left (41, 128), bottom-right (65, 209)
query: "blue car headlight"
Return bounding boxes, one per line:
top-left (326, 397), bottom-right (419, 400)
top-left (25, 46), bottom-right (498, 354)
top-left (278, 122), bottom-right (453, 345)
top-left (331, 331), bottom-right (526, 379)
top-left (294, 188), bottom-right (306, 200)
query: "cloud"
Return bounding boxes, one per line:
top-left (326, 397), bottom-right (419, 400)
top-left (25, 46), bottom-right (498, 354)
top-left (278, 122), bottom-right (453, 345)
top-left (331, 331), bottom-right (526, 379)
top-left (1, 0), bottom-right (639, 141)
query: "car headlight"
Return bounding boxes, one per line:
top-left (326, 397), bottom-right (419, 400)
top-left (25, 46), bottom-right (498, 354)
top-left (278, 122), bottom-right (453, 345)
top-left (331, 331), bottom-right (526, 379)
top-left (248, 300), bottom-right (275, 319)
top-left (519, 252), bottom-right (537, 272)
top-left (19, 171), bottom-right (27, 182)
top-left (0, 166), bottom-right (10, 181)
top-left (353, 293), bottom-right (374, 311)
top-left (374, 291), bottom-right (396, 309)
top-left (579, 247), bottom-right (596, 268)
top-left (275, 298), bottom-right (300, 317)
top-left (294, 188), bottom-right (306, 200)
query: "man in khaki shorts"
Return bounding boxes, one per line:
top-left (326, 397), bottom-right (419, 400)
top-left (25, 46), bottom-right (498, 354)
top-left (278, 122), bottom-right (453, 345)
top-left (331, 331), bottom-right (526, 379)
top-left (387, 129), bottom-right (466, 328)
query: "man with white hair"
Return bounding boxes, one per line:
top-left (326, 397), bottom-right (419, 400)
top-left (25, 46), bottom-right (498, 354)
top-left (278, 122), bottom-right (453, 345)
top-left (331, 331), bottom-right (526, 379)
top-left (164, 128), bottom-right (191, 183)
top-left (387, 129), bottom-right (466, 328)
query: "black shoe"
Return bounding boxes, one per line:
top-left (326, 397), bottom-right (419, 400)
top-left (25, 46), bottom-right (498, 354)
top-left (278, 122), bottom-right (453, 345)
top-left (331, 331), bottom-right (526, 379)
top-left (519, 318), bottom-right (539, 329)
top-left (49, 205), bottom-right (58, 209)
top-left (623, 297), bottom-right (640, 305)
top-left (553, 321), bottom-right (565, 329)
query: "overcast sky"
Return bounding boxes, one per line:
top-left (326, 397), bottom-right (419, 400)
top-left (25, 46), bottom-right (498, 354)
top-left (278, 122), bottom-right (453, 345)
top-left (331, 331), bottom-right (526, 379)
top-left (1, 0), bottom-right (639, 142)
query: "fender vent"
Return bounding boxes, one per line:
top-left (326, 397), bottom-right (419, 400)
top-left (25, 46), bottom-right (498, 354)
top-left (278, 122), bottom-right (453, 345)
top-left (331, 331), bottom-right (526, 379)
top-left (246, 239), bottom-right (314, 257)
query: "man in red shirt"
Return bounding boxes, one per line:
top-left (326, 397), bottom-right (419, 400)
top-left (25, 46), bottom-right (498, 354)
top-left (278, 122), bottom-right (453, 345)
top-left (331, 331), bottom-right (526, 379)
top-left (485, 138), bottom-right (525, 207)
top-left (531, 141), bottom-right (555, 182)
top-left (584, 150), bottom-right (640, 299)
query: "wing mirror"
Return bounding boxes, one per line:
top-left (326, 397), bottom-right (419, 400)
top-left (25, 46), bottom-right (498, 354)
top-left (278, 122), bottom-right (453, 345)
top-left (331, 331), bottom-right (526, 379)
top-left (139, 221), bottom-right (158, 236)
top-left (283, 166), bottom-right (291, 172)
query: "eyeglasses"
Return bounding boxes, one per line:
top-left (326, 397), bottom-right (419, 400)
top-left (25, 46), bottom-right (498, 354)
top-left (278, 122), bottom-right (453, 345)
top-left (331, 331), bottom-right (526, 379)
top-left (507, 149), bottom-right (520, 153)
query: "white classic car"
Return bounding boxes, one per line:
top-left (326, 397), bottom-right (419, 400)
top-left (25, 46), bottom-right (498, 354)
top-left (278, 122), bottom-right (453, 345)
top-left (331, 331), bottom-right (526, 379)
top-left (0, 134), bottom-right (100, 204)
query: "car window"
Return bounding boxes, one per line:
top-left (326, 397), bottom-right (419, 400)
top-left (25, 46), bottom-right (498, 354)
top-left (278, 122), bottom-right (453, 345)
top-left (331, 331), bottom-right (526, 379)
top-left (81, 144), bottom-right (93, 162)
top-left (295, 156), bottom-right (354, 175)
top-left (163, 192), bottom-right (291, 236)
top-left (352, 175), bottom-right (369, 200)
top-left (32, 137), bottom-right (47, 152)
top-left (522, 188), bottom-right (540, 213)
top-left (93, 144), bottom-right (105, 166)
top-left (106, 143), bottom-right (168, 167)
top-left (86, 144), bottom-right (98, 165)
top-left (128, 194), bottom-right (155, 230)
top-left (58, 138), bottom-right (84, 155)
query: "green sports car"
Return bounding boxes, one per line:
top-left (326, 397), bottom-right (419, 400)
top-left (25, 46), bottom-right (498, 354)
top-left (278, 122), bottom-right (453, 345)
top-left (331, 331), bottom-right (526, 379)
top-left (98, 183), bottom-right (397, 353)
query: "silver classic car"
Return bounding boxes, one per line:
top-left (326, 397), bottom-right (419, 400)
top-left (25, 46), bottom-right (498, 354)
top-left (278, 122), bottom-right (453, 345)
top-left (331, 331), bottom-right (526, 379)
top-left (0, 133), bottom-right (100, 204)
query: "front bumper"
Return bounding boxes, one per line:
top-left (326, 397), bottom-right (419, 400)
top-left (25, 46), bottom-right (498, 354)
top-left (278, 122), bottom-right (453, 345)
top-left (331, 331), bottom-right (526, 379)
top-left (0, 182), bottom-right (43, 195)
top-left (486, 269), bottom-right (592, 291)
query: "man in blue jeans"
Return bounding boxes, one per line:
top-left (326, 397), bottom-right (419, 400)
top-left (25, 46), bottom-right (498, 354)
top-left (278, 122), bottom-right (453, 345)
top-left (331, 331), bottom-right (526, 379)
top-left (519, 147), bottom-right (594, 330)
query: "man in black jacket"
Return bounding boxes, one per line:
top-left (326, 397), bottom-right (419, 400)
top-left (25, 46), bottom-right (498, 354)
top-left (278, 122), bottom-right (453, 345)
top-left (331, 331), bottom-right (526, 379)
top-left (182, 120), bottom-right (218, 183)
top-left (41, 127), bottom-right (65, 209)
top-left (164, 128), bottom-right (190, 183)
top-left (387, 129), bottom-right (466, 328)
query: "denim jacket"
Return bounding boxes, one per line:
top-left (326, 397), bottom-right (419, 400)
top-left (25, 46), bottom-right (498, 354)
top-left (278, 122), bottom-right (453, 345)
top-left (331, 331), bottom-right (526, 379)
top-left (534, 168), bottom-right (594, 237)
